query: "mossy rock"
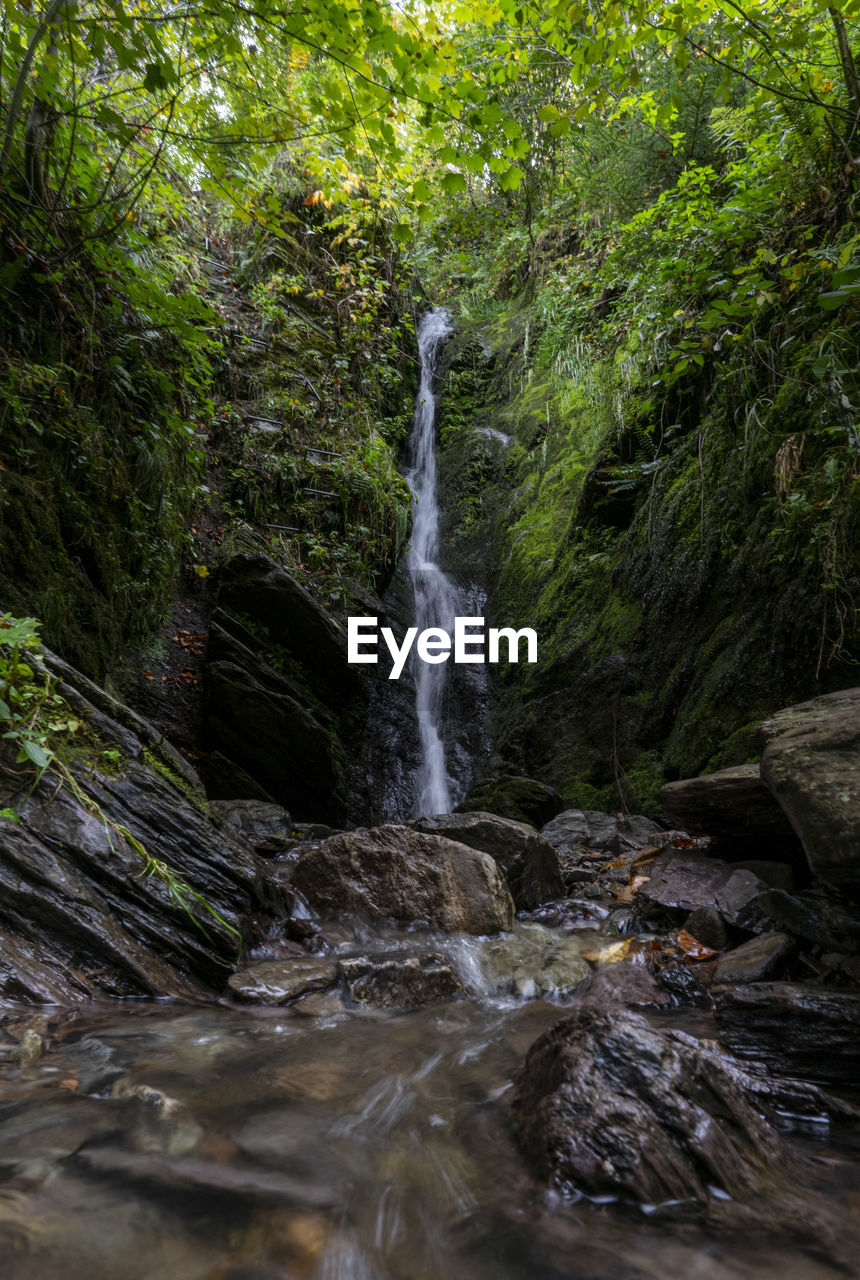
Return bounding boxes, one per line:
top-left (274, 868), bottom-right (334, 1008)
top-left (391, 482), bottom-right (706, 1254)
top-left (456, 775), bottom-right (564, 827)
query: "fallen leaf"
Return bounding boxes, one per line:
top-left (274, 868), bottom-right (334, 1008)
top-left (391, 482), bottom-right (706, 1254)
top-left (677, 928), bottom-right (718, 960)
top-left (58, 1078), bottom-right (78, 1093)
top-left (631, 845), bottom-right (661, 866)
top-left (613, 874), bottom-right (650, 904)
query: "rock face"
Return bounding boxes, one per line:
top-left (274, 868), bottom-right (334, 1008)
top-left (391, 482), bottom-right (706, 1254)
top-left (512, 1006), bottom-right (848, 1209)
top-left (0, 656), bottom-right (278, 1004)
top-left (660, 764), bottom-right (801, 858)
top-left (410, 811), bottom-right (562, 909)
top-left (339, 953), bottom-right (464, 1008)
top-left (760, 693), bottom-right (860, 889)
top-left (541, 809), bottom-right (662, 858)
top-left (715, 983), bottom-right (860, 1082)
top-left (289, 825), bottom-right (515, 935)
top-left (455, 775), bottom-right (564, 827)
top-left (204, 611), bottom-right (347, 823)
top-left (210, 800), bottom-right (295, 855)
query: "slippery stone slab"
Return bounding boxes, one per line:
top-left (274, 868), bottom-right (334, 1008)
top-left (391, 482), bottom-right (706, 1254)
top-left (715, 983), bottom-right (860, 1082)
top-left (639, 850), bottom-right (767, 923)
top-left (290, 825), bottom-right (514, 935)
top-left (712, 933), bottom-right (795, 987)
top-left (410, 810), bottom-right (562, 909)
top-left (227, 957), bottom-right (338, 1005)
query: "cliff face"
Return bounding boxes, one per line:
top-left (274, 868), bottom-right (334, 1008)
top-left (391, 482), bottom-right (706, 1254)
top-left (435, 286), bottom-right (860, 815)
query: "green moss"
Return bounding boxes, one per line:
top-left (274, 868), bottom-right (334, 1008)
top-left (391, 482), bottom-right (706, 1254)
top-left (143, 746), bottom-right (209, 813)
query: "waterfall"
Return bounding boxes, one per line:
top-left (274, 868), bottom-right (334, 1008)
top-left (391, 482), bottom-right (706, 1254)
top-left (406, 308), bottom-right (457, 816)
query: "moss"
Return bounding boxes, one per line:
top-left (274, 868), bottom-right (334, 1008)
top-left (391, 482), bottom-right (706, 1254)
top-left (143, 746), bottom-right (209, 813)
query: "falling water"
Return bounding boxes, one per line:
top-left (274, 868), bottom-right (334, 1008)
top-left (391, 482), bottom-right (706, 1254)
top-left (406, 308), bottom-right (457, 816)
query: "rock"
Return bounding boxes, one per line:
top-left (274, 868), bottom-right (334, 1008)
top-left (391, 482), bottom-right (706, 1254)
top-left (410, 811), bottom-right (562, 909)
top-left (227, 957), bottom-right (338, 1005)
top-left (733, 860), bottom-right (794, 891)
top-left (479, 929), bottom-right (591, 999)
top-left (541, 809), bottom-right (663, 857)
top-left (660, 764), bottom-right (802, 859)
top-left (205, 751), bottom-right (277, 804)
top-left (0, 650), bottom-right (279, 1004)
top-left (646, 953), bottom-right (711, 1006)
top-left (512, 1006), bottom-right (850, 1210)
top-left (639, 850), bottom-right (767, 924)
top-left (715, 983), bottom-right (860, 1082)
top-left (580, 962), bottom-right (671, 1008)
top-left (755, 687), bottom-right (860, 747)
top-left (683, 906), bottom-right (729, 951)
top-left (456, 775), bottom-right (564, 827)
top-left (289, 825), bottom-right (514, 935)
top-left (217, 554), bottom-right (358, 695)
top-left (206, 658), bottom-right (344, 823)
top-left (738, 888), bottom-right (860, 950)
top-left (760, 693), bottom-right (860, 888)
top-left (211, 800), bottom-right (294, 852)
top-left (339, 953), bottom-right (464, 1008)
top-left (712, 934), bottom-right (795, 986)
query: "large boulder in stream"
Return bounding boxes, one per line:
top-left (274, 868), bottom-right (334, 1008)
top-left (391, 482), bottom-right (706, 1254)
top-left (512, 1005), bottom-right (855, 1214)
top-left (410, 811), bottom-right (562, 909)
top-left (660, 764), bottom-right (801, 859)
top-left (540, 808), bottom-right (664, 858)
top-left (715, 982), bottom-right (860, 1082)
top-left (289, 825), bottom-right (514, 934)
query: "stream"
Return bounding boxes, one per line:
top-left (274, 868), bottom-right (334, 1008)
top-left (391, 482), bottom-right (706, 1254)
top-left (1, 948), bottom-right (858, 1280)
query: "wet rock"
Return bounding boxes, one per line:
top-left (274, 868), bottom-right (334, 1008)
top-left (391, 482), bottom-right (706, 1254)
top-left (581, 962), bottom-right (671, 1008)
top-left (738, 888), bottom-right (860, 950)
top-left (541, 809), bottom-right (663, 858)
top-left (339, 953), bottom-right (464, 1009)
top-left (760, 693), bottom-right (860, 889)
top-left (733, 860), bottom-right (794, 891)
top-left (646, 953), bottom-right (711, 1006)
top-left (660, 764), bottom-right (802, 859)
top-left (211, 800), bottom-right (294, 854)
top-left (715, 983), bottom-right (860, 1081)
top-left (0, 689), bottom-right (272, 1003)
top-left (512, 1006), bottom-right (849, 1209)
top-left (456, 775), bottom-right (564, 827)
top-left (227, 957), bottom-right (338, 1005)
top-left (289, 825), bottom-right (514, 935)
top-left (712, 933), bottom-right (795, 986)
top-left (683, 906), bottom-right (729, 951)
top-left (479, 928), bottom-right (592, 999)
top-left (205, 751), bottom-right (277, 804)
top-left (410, 811), bottom-right (562, 910)
top-left (639, 850), bottom-right (767, 924)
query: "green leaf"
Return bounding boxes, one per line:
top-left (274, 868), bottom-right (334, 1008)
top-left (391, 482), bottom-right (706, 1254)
top-left (499, 164), bottom-right (524, 191)
top-left (440, 170), bottom-right (468, 195)
top-left (21, 739), bottom-right (52, 772)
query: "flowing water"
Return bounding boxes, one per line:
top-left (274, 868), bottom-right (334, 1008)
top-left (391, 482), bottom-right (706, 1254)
top-left (1, 947), bottom-right (857, 1280)
top-left (406, 309), bottom-right (458, 816)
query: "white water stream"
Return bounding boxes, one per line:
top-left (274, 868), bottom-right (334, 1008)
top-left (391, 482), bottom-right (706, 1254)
top-left (406, 308), bottom-right (458, 815)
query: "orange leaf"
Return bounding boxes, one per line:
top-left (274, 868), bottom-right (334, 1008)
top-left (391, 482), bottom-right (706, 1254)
top-left (677, 928), bottom-right (718, 960)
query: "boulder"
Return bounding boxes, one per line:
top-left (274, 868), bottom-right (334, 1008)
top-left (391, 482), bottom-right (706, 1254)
top-left (736, 888), bottom-right (860, 950)
top-left (289, 825), bottom-right (514, 935)
top-left (211, 800), bottom-right (294, 853)
top-left (660, 764), bottom-right (801, 858)
top-left (639, 850), bottom-right (768, 924)
top-left (455, 775), bottom-right (564, 827)
top-left (479, 929), bottom-right (592, 1000)
top-left (512, 1006), bottom-right (851, 1210)
top-left (541, 808), bottom-right (662, 858)
top-left (339, 953), bottom-right (464, 1008)
top-left (715, 983), bottom-right (860, 1082)
top-left (410, 811), bottom-right (562, 909)
top-left (760, 693), bottom-right (860, 889)
top-left (712, 934), bottom-right (795, 987)
top-left (683, 906), bottom-right (730, 951)
top-left (580, 962), bottom-right (671, 1009)
top-left (227, 957), bottom-right (338, 1005)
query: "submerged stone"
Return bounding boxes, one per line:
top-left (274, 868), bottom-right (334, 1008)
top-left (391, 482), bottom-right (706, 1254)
top-left (227, 958), bottom-right (338, 1005)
